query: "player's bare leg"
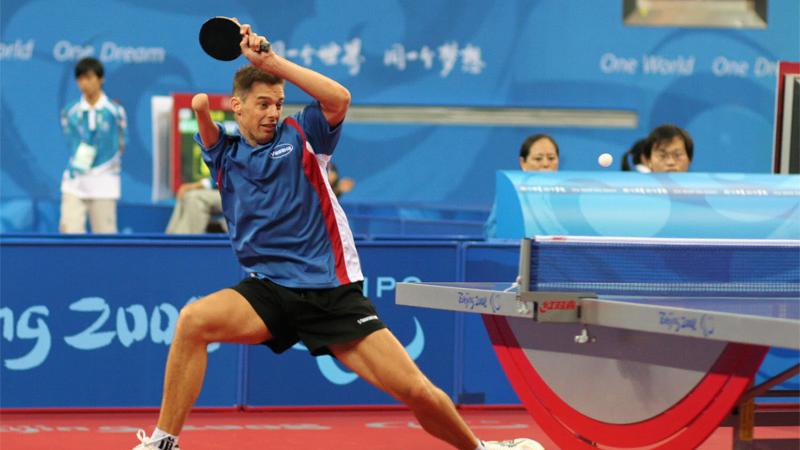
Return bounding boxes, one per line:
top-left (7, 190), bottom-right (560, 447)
top-left (134, 289), bottom-right (269, 449)
top-left (332, 329), bottom-right (544, 450)
top-left (331, 328), bottom-right (481, 449)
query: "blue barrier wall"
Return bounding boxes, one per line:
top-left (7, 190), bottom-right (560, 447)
top-left (2, 0), bottom-right (798, 208)
top-left (1, 236), bottom-right (795, 408)
top-left (0, 198), bottom-right (489, 235)
top-left (495, 171), bottom-right (800, 239)
top-left (0, 236), bottom-right (242, 407)
top-left (0, 237), bottom-right (492, 408)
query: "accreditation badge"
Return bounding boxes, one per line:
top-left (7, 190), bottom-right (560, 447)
top-left (72, 142), bottom-right (97, 172)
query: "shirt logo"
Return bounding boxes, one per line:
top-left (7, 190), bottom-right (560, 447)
top-left (269, 143), bottom-right (294, 159)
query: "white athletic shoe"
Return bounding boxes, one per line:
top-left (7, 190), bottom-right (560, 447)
top-left (483, 438), bottom-right (545, 450)
top-left (132, 429), bottom-right (181, 450)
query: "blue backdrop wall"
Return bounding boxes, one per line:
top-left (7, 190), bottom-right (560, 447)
top-left (1, 0), bottom-right (799, 207)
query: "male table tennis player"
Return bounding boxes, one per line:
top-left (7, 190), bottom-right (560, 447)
top-left (133, 21), bottom-right (543, 450)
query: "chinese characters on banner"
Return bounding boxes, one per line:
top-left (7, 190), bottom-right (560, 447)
top-left (273, 39), bottom-right (365, 75)
top-left (384, 42), bottom-right (486, 76)
top-left (272, 39), bottom-right (486, 77)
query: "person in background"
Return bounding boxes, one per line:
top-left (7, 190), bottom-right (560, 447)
top-left (518, 134), bottom-right (559, 172)
top-left (620, 138), bottom-right (651, 172)
top-left (165, 179), bottom-right (225, 234)
top-left (327, 162), bottom-right (355, 198)
top-left (59, 57), bottom-right (128, 233)
top-left (484, 134), bottom-right (560, 238)
top-left (641, 124), bottom-right (693, 173)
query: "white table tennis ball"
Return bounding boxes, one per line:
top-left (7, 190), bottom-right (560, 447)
top-left (598, 153), bottom-right (613, 168)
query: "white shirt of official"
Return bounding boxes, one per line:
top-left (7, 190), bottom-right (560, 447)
top-left (60, 93), bottom-right (123, 200)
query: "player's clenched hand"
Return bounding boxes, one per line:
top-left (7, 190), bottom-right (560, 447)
top-left (191, 93), bottom-right (210, 113)
top-left (239, 23), bottom-right (272, 66)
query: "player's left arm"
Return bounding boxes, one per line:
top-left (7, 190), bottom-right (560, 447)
top-left (60, 107), bottom-right (81, 153)
top-left (192, 93), bottom-right (221, 149)
top-left (239, 24), bottom-right (350, 127)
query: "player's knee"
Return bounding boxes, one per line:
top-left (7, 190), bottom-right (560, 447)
top-left (175, 303), bottom-right (213, 342)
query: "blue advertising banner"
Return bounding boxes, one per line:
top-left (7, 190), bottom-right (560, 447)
top-left (244, 242), bottom-right (461, 406)
top-left (0, 237), bottom-right (244, 408)
top-left (2, 1), bottom-right (798, 207)
top-left (495, 171), bottom-right (800, 239)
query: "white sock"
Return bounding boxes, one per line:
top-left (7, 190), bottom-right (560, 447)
top-left (475, 441), bottom-right (487, 450)
top-left (151, 427), bottom-right (179, 449)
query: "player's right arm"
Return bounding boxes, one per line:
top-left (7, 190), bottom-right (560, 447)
top-left (192, 93), bottom-right (220, 148)
top-left (238, 24), bottom-right (350, 127)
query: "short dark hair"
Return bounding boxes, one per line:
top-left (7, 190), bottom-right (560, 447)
top-left (645, 125), bottom-right (694, 161)
top-left (233, 66), bottom-right (284, 99)
top-left (75, 57), bottom-right (104, 79)
top-left (520, 134), bottom-right (559, 159)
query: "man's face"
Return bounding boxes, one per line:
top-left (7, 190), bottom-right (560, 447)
top-left (520, 138), bottom-right (559, 172)
top-left (644, 136), bottom-right (690, 172)
top-left (76, 72), bottom-right (102, 99)
top-left (232, 82), bottom-right (284, 145)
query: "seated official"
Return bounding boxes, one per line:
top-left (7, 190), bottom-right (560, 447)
top-left (640, 124), bottom-right (693, 173)
top-left (165, 178), bottom-right (226, 234)
top-left (485, 134), bottom-right (559, 238)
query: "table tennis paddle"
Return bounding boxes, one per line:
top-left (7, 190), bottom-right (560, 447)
top-left (198, 17), bottom-right (271, 61)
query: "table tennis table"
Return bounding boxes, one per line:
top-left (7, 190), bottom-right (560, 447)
top-left (396, 236), bottom-right (800, 450)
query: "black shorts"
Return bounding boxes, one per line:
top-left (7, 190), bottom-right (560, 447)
top-left (231, 277), bottom-right (387, 356)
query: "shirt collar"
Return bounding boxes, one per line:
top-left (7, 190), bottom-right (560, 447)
top-left (233, 128), bottom-right (278, 150)
top-left (79, 92), bottom-right (111, 111)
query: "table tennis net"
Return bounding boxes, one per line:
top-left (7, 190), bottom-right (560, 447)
top-left (529, 238), bottom-right (800, 297)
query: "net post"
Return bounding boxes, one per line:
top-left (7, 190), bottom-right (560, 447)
top-left (518, 238), bottom-right (532, 292)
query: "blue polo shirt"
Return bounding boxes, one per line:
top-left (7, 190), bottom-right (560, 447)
top-left (197, 102), bottom-right (363, 289)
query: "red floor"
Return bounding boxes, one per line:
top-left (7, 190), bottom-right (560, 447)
top-left (0, 409), bottom-right (797, 449)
